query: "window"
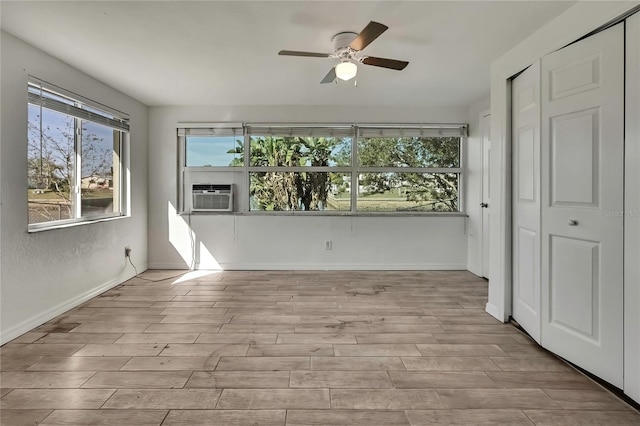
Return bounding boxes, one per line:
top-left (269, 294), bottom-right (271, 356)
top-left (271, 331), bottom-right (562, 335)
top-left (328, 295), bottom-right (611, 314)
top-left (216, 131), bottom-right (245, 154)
top-left (184, 127), bottom-right (243, 167)
top-left (357, 127), bottom-right (462, 212)
top-left (246, 125), bottom-right (353, 211)
top-left (178, 123), bottom-right (465, 214)
top-left (27, 79), bottom-right (129, 229)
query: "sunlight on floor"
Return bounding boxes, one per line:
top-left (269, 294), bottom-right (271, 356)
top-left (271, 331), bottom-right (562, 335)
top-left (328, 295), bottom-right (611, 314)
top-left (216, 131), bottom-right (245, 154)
top-left (172, 269), bottom-right (222, 284)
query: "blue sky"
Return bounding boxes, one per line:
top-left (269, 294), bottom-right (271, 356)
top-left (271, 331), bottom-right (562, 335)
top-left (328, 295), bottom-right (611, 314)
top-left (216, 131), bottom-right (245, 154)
top-left (185, 135), bottom-right (352, 167)
top-left (186, 136), bottom-right (241, 167)
top-left (29, 105), bottom-right (121, 177)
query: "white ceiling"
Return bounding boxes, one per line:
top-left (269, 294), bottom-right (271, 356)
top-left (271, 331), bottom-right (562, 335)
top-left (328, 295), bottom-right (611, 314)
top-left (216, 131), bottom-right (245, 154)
top-left (1, 1), bottom-right (577, 108)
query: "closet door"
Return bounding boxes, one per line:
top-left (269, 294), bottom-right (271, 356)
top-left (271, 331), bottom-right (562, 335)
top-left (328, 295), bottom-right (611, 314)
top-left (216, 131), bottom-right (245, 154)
top-left (624, 11), bottom-right (640, 402)
top-left (512, 61), bottom-right (541, 343)
top-left (541, 24), bottom-right (624, 387)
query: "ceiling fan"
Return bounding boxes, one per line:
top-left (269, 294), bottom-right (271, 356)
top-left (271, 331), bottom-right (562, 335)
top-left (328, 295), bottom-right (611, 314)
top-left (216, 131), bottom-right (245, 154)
top-left (278, 21), bottom-right (409, 84)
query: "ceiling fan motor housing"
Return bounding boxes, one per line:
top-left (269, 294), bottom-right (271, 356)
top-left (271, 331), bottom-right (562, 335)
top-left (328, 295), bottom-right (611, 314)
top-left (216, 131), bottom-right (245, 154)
top-left (332, 31), bottom-right (358, 54)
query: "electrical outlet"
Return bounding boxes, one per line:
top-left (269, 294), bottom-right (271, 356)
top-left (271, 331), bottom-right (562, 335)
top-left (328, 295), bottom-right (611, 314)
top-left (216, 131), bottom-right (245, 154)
top-left (325, 240), bottom-right (332, 250)
top-left (124, 246), bottom-right (131, 258)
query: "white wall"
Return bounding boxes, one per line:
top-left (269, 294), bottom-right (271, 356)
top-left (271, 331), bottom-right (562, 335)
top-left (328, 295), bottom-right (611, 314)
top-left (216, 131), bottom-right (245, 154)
top-left (465, 97), bottom-right (490, 276)
top-left (0, 32), bottom-right (149, 344)
top-left (487, 1), bottom-right (640, 403)
top-left (148, 106), bottom-right (469, 270)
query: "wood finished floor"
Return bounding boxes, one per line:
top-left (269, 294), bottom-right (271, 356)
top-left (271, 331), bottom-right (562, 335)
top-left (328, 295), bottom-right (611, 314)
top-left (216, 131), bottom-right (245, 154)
top-left (1, 270), bottom-right (638, 425)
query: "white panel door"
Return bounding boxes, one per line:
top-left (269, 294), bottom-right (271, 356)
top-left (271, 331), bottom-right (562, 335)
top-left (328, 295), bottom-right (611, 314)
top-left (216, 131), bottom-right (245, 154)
top-left (512, 61), bottom-right (541, 343)
top-left (481, 111), bottom-right (491, 278)
top-left (624, 11), bottom-right (640, 403)
top-left (541, 24), bottom-right (624, 387)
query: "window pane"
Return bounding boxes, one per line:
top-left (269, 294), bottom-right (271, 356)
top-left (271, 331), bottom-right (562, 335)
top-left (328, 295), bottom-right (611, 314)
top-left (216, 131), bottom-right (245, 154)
top-left (358, 137), bottom-right (460, 168)
top-left (357, 172), bottom-right (459, 212)
top-left (81, 121), bottom-right (121, 217)
top-left (250, 136), bottom-right (351, 167)
top-left (28, 105), bottom-right (77, 224)
top-left (186, 136), bottom-right (243, 167)
top-left (250, 172), bottom-right (350, 211)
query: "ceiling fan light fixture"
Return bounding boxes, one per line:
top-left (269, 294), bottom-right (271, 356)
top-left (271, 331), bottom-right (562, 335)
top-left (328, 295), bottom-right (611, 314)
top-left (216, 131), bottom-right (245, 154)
top-left (278, 21), bottom-right (408, 84)
top-left (335, 61), bottom-right (357, 81)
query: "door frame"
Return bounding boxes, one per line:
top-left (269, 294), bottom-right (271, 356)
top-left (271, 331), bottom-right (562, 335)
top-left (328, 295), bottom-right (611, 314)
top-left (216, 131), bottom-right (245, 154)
top-left (479, 109), bottom-right (491, 279)
top-left (486, 1), bottom-right (640, 402)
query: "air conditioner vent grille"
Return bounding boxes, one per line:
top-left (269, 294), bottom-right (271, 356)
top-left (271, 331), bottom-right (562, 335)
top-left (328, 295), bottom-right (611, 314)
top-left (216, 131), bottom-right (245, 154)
top-left (191, 183), bottom-right (233, 212)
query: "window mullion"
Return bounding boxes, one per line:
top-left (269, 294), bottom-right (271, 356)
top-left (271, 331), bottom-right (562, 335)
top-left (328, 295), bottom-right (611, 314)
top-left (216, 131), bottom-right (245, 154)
top-left (244, 131), bottom-right (250, 212)
top-left (358, 167), bottom-right (462, 174)
top-left (73, 118), bottom-right (82, 219)
top-left (114, 131), bottom-right (123, 214)
top-left (37, 87), bottom-right (44, 185)
top-left (246, 166), bottom-right (351, 173)
top-left (351, 128), bottom-right (358, 213)
top-left (458, 136), bottom-right (466, 212)
top-left (177, 133), bottom-right (186, 213)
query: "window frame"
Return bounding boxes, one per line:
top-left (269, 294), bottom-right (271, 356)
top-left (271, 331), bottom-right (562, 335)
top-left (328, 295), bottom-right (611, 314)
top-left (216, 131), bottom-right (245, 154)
top-left (27, 77), bottom-right (130, 232)
top-left (246, 125), bottom-right (355, 212)
top-left (178, 122), bottom-right (466, 215)
top-left (355, 126), bottom-right (464, 213)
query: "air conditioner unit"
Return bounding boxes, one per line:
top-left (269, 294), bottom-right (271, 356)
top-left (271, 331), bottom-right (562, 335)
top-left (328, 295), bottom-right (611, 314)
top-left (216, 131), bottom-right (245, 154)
top-left (191, 184), bottom-right (233, 212)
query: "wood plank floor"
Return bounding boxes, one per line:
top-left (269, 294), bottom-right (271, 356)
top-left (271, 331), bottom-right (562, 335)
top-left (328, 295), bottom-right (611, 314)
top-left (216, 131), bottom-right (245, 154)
top-left (1, 270), bottom-right (638, 425)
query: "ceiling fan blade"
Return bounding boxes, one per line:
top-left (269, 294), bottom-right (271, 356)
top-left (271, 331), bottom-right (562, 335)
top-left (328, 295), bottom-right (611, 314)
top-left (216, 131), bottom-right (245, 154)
top-left (349, 21), bottom-right (388, 51)
top-left (279, 50), bottom-right (332, 58)
top-left (362, 56), bottom-right (409, 70)
top-left (320, 67), bottom-right (337, 84)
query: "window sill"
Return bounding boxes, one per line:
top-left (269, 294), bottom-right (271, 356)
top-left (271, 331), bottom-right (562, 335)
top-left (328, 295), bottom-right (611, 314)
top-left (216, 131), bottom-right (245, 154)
top-left (28, 214), bottom-right (129, 233)
top-left (180, 211), bottom-right (468, 218)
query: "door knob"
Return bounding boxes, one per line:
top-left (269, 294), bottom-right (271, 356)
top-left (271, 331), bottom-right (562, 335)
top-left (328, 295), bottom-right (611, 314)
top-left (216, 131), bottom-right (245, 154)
top-left (480, 203), bottom-right (488, 208)
top-left (568, 219), bottom-right (578, 226)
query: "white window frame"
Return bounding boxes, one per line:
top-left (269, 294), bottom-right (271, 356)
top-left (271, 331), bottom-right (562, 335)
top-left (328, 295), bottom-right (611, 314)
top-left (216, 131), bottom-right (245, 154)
top-left (246, 124), bottom-right (355, 213)
top-left (27, 77), bottom-right (130, 232)
top-left (355, 125), bottom-right (464, 213)
top-left (178, 122), bottom-right (467, 215)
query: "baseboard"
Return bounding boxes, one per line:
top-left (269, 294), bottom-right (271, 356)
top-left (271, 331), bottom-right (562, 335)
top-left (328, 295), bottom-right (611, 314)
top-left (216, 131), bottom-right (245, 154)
top-left (466, 264), bottom-right (483, 277)
top-left (485, 302), bottom-right (506, 322)
top-left (147, 263), bottom-right (191, 270)
top-left (148, 262), bottom-right (467, 271)
top-left (0, 265), bottom-right (146, 345)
